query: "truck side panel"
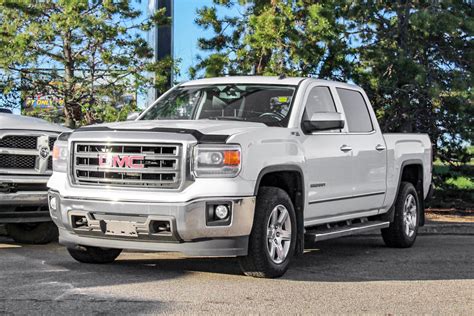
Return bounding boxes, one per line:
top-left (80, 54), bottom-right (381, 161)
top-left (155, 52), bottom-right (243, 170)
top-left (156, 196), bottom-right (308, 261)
top-left (382, 134), bottom-right (432, 212)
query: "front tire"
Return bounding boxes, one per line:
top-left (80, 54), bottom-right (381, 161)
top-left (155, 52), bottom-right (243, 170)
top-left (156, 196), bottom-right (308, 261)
top-left (382, 182), bottom-right (420, 248)
top-left (239, 186), bottom-right (297, 278)
top-left (6, 222), bottom-right (58, 244)
top-left (67, 246), bottom-right (122, 264)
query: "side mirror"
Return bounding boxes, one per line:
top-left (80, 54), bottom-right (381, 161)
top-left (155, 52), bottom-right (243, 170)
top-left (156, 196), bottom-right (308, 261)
top-left (303, 112), bottom-right (344, 132)
top-left (126, 112), bottom-right (140, 121)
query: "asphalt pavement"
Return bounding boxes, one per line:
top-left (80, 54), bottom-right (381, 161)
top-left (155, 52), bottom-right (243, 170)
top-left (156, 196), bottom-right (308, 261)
top-left (0, 231), bottom-right (473, 314)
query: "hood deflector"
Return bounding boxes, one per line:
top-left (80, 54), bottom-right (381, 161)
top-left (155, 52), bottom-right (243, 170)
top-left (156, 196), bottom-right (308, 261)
top-left (75, 126), bottom-right (229, 144)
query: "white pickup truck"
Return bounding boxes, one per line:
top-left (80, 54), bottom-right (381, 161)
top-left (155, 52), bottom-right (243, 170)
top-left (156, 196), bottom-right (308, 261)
top-left (1, 112), bottom-right (68, 243)
top-left (48, 77), bottom-right (432, 278)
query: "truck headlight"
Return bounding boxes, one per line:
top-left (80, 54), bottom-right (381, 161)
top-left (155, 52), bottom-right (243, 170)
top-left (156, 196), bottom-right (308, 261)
top-left (192, 144), bottom-right (241, 178)
top-left (52, 132), bottom-right (71, 173)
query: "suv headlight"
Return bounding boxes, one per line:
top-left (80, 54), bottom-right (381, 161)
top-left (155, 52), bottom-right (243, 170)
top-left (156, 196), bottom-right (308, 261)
top-left (192, 144), bottom-right (241, 178)
top-left (52, 132), bottom-right (71, 173)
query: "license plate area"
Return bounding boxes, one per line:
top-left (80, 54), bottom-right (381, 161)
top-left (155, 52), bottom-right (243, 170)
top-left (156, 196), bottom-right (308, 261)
top-left (102, 220), bottom-right (138, 237)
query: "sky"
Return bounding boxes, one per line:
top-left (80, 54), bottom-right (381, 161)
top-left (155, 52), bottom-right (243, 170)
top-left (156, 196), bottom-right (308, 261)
top-left (170, 0), bottom-right (241, 81)
top-left (173, 0), bottom-right (214, 81)
top-left (133, 0), bottom-right (241, 107)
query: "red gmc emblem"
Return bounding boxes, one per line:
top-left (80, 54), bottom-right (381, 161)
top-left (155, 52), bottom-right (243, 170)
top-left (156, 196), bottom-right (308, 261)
top-left (99, 154), bottom-right (145, 169)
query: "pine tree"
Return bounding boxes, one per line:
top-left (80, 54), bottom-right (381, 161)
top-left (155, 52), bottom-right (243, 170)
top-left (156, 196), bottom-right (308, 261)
top-left (191, 0), bottom-right (352, 80)
top-left (348, 0), bottom-right (473, 165)
top-left (0, 0), bottom-right (175, 127)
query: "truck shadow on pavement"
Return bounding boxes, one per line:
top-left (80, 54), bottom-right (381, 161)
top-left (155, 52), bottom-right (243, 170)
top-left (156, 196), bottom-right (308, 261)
top-left (1, 235), bottom-right (473, 287)
top-left (56, 235), bottom-right (474, 283)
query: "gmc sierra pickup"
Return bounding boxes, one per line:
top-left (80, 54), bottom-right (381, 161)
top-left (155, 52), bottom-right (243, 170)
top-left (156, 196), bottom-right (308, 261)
top-left (48, 77), bottom-right (432, 278)
top-left (1, 112), bottom-right (69, 243)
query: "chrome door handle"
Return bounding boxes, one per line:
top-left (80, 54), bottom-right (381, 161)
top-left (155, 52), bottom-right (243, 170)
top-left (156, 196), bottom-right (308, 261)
top-left (375, 144), bottom-right (386, 151)
top-left (340, 144), bottom-right (352, 152)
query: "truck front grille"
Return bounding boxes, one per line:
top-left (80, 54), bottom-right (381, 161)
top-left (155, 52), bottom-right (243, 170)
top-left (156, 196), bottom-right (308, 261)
top-left (48, 137), bottom-right (56, 150)
top-left (73, 142), bottom-right (182, 188)
top-left (0, 133), bottom-right (57, 174)
top-left (0, 136), bottom-right (37, 149)
top-left (0, 154), bottom-right (36, 169)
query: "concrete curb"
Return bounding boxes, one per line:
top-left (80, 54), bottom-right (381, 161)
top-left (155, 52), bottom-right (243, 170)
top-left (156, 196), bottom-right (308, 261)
top-left (419, 222), bottom-right (473, 235)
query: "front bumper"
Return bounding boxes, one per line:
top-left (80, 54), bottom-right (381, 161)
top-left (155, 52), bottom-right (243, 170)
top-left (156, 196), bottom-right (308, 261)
top-left (0, 191), bottom-right (48, 206)
top-left (0, 176), bottom-right (50, 223)
top-left (0, 191), bottom-right (50, 223)
top-left (49, 192), bottom-right (256, 257)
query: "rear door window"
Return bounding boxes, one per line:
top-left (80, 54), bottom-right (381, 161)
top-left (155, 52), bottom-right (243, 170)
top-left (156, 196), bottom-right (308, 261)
top-left (336, 88), bottom-right (373, 132)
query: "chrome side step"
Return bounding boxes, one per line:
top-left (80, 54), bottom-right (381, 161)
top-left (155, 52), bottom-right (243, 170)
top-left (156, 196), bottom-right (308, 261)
top-left (305, 221), bottom-right (390, 243)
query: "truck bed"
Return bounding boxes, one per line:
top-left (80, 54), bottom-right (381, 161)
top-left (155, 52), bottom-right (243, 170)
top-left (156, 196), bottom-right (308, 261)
top-left (383, 133), bottom-right (432, 206)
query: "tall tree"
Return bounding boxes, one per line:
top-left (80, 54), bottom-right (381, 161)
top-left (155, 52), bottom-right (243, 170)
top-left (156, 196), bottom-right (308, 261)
top-left (191, 0), bottom-right (352, 80)
top-left (347, 1), bottom-right (473, 165)
top-left (0, 0), bottom-right (175, 127)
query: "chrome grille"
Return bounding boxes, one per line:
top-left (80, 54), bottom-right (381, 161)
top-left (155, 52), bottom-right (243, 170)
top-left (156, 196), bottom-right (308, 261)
top-left (0, 132), bottom-right (57, 175)
top-left (73, 142), bottom-right (182, 188)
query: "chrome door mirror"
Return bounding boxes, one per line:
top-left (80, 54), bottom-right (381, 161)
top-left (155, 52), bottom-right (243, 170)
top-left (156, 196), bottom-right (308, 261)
top-left (303, 112), bottom-right (344, 132)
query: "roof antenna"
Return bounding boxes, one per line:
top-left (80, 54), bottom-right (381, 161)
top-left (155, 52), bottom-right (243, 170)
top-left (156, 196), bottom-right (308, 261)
top-left (278, 73), bottom-right (286, 80)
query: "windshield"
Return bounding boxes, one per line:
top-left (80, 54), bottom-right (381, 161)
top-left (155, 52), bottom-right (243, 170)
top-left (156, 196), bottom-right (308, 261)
top-left (140, 84), bottom-right (297, 127)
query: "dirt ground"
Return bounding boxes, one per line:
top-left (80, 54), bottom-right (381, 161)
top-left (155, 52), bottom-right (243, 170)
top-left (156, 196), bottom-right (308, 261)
top-left (426, 208), bottom-right (474, 223)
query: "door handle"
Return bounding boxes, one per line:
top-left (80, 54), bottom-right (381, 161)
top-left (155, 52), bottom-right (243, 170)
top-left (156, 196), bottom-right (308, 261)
top-left (340, 144), bottom-right (352, 152)
top-left (375, 144), bottom-right (386, 151)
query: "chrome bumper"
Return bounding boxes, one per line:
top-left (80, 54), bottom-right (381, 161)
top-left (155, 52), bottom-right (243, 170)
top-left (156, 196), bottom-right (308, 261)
top-left (49, 192), bottom-right (256, 257)
top-left (0, 191), bottom-right (48, 206)
top-left (0, 175), bottom-right (49, 205)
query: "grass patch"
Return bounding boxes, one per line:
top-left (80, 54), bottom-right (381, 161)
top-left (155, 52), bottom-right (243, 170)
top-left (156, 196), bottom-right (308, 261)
top-left (445, 176), bottom-right (473, 190)
top-left (429, 164), bottom-right (473, 209)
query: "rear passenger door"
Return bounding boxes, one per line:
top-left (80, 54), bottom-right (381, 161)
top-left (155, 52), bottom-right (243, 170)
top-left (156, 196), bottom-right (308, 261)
top-left (335, 88), bottom-right (387, 212)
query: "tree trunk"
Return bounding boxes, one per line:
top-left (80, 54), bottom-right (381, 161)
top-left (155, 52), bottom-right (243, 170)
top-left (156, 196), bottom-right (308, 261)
top-left (63, 30), bottom-right (78, 128)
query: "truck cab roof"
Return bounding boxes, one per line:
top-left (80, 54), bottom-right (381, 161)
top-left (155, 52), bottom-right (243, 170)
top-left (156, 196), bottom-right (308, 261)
top-left (180, 76), bottom-right (361, 91)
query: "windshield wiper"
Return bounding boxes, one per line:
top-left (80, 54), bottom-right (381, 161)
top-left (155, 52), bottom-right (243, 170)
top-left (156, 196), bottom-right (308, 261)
top-left (205, 116), bottom-right (248, 122)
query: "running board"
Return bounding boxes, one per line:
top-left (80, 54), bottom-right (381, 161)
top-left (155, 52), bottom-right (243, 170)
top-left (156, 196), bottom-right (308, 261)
top-left (305, 221), bottom-right (390, 243)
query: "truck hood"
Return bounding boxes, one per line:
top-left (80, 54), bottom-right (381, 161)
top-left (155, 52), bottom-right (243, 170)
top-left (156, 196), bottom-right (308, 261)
top-left (0, 113), bottom-right (69, 133)
top-left (82, 120), bottom-right (268, 136)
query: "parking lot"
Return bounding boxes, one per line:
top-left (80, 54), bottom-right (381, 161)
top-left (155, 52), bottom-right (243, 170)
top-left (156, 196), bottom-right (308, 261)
top-left (0, 231), bottom-right (473, 314)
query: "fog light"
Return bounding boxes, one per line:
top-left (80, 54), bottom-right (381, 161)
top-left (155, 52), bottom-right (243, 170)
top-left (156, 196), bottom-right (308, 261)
top-left (215, 205), bottom-right (229, 220)
top-left (49, 196), bottom-right (57, 211)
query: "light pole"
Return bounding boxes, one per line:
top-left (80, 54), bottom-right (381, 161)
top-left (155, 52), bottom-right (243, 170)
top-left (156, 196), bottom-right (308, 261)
top-left (148, 0), bottom-right (173, 103)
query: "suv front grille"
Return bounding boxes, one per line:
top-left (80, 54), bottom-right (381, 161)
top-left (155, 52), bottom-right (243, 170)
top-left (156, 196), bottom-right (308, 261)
top-left (73, 142), bottom-right (182, 188)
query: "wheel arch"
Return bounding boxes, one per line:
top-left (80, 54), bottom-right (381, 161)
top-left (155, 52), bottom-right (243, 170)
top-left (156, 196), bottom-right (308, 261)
top-left (254, 165), bottom-right (305, 255)
top-left (384, 159), bottom-right (425, 226)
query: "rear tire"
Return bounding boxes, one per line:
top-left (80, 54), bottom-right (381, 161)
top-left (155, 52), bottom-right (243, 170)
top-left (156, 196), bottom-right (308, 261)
top-left (6, 222), bottom-right (58, 244)
top-left (239, 186), bottom-right (297, 278)
top-left (382, 182), bottom-right (420, 248)
top-left (67, 246), bottom-right (122, 264)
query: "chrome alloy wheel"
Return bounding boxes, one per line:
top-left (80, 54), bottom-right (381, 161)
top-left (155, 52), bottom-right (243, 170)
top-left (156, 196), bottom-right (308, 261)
top-left (403, 193), bottom-right (418, 237)
top-left (266, 204), bottom-right (292, 264)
